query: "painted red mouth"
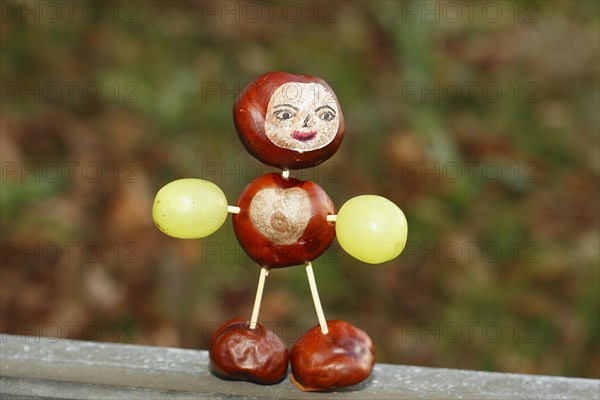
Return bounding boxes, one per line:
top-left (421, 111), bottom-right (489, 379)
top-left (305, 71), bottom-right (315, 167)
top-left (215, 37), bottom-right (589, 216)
top-left (292, 131), bottom-right (317, 142)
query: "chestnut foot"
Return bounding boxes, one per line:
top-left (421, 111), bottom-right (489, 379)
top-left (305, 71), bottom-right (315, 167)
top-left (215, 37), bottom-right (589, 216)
top-left (290, 320), bottom-right (375, 391)
top-left (209, 317), bottom-right (289, 384)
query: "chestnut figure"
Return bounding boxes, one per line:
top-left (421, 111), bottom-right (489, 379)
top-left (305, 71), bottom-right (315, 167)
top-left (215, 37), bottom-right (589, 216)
top-left (233, 173), bottom-right (336, 268)
top-left (234, 71), bottom-right (345, 170)
top-left (209, 318), bottom-right (289, 385)
top-left (152, 71), bottom-right (408, 392)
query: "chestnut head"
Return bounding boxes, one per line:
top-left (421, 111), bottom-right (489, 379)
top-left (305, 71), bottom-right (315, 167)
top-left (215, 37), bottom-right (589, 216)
top-left (233, 71), bottom-right (345, 170)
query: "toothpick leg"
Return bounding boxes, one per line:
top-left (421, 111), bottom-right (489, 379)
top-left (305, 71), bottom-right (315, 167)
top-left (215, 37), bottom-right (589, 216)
top-left (249, 266), bottom-right (269, 330)
top-left (305, 262), bottom-right (329, 334)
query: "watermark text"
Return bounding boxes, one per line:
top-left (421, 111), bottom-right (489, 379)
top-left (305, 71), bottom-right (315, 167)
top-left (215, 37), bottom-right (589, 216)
top-left (401, 81), bottom-right (539, 104)
top-left (1, 1), bottom-right (139, 23)
top-left (1, 162), bottom-right (139, 184)
top-left (1, 241), bottom-right (139, 265)
top-left (1, 321), bottom-right (139, 343)
top-left (2, 81), bottom-right (139, 105)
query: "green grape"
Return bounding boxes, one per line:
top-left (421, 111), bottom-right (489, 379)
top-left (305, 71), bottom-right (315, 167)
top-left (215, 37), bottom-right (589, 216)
top-left (335, 195), bottom-right (408, 264)
top-left (152, 179), bottom-right (228, 239)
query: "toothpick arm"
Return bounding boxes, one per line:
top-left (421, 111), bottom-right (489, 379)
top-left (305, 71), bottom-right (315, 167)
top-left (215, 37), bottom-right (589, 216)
top-left (228, 206), bottom-right (240, 214)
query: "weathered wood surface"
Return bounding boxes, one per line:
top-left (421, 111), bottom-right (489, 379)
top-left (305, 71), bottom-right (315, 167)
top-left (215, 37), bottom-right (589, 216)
top-left (1, 334), bottom-right (598, 399)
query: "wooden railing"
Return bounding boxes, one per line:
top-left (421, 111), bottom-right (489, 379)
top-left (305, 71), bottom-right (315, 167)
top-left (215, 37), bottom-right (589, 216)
top-left (1, 334), bottom-right (598, 399)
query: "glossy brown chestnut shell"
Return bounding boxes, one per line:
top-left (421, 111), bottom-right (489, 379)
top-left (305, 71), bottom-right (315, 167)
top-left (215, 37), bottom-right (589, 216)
top-left (209, 317), bottom-right (289, 385)
top-left (232, 173), bottom-right (336, 268)
top-left (290, 320), bottom-right (375, 391)
top-left (233, 71), bottom-right (345, 170)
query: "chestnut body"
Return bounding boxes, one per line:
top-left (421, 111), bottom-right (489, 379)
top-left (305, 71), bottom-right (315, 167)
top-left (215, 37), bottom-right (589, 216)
top-left (233, 173), bottom-right (336, 268)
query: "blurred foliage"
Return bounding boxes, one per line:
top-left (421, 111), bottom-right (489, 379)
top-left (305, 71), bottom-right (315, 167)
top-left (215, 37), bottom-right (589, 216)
top-left (1, 1), bottom-right (598, 379)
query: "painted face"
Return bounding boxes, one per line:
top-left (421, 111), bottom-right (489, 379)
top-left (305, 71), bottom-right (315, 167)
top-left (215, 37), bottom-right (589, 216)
top-left (264, 82), bottom-right (340, 153)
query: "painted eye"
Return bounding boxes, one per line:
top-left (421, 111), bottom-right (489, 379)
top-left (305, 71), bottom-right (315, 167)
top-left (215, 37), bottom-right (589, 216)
top-left (318, 110), bottom-right (335, 122)
top-left (274, 109), bottom-right (295, 121)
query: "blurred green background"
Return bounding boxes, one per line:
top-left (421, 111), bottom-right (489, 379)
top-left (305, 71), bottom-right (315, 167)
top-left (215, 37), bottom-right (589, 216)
top-left (1, 1), bottom-right (598, 379)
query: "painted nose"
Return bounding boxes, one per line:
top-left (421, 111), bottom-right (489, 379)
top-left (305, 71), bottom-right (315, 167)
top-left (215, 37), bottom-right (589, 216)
top-left (302, 115), bottom-right (313, 128)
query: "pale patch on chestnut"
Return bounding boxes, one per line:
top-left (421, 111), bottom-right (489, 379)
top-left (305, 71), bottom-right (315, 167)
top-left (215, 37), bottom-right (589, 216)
top-left (264, 82), bottom-right (339, 153)
top-left (249, 187), bottom-right (312, 245)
